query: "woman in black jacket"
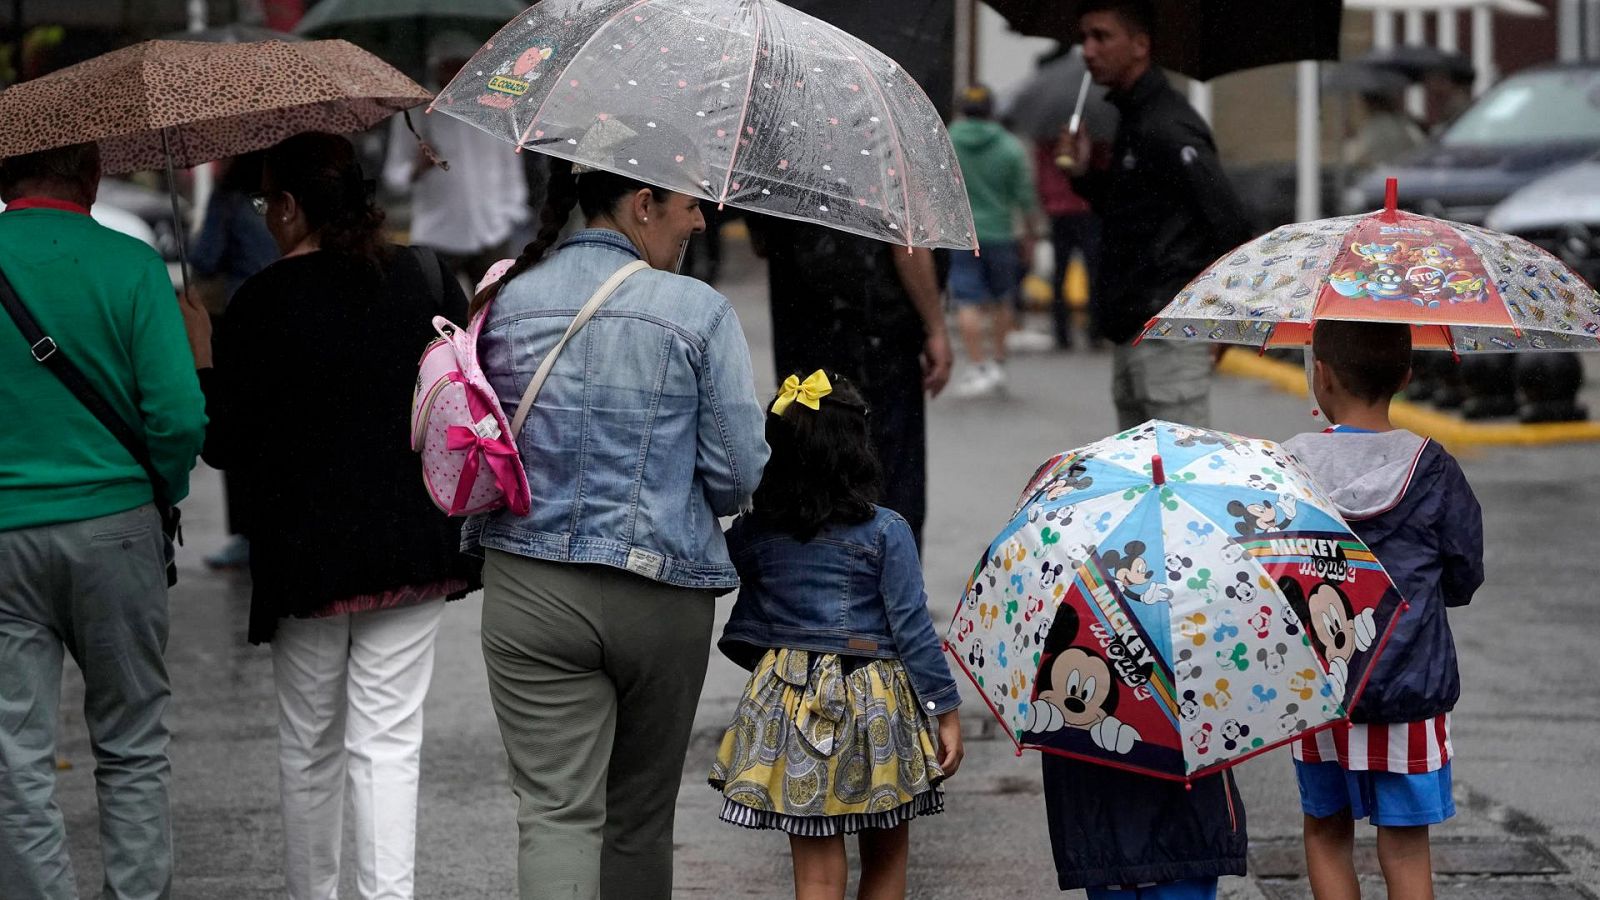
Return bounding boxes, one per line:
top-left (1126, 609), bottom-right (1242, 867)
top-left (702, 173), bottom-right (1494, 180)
top-left (181, 131), bottom-right (476, 900)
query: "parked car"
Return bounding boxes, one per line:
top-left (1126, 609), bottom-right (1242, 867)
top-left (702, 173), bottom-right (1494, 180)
top-left (1346, 64), bottom-right (1600, 222)
top-left (1485, 150), bottom-right (1600, 287)
top-left (1475, 157), bottom-right (1598, 423)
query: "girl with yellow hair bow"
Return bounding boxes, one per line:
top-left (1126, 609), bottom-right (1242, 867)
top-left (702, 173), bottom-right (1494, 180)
top-left (709, 371), bottom-right (964, 898)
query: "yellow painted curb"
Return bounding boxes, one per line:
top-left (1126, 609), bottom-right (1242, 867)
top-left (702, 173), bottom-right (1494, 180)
top-left (1217, 350), bottom-right (1600, 448)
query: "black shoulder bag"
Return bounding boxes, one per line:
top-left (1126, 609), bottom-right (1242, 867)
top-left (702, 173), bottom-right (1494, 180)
top-left (0, 267), bottom-right (182, 586)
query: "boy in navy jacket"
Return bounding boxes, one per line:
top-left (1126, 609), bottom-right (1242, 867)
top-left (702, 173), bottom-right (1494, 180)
top-left (1284, 321), bottom-right (1485, 898)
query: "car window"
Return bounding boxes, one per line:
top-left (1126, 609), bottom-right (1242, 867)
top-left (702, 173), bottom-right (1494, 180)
top-left (1442, 69), bottom-right (1600, 147)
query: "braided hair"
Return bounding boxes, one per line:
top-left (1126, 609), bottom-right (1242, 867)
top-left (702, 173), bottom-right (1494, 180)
top-left (263, 132), bottom-right (385, 265)
top-left (469, 158), bottom-right (670, 316)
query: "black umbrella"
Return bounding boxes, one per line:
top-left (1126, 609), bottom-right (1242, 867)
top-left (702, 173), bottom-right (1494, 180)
top-left (1322, 61), bottom-right (1411, 95)
top-left (1002, 49), bottom-right (1119, 142)
top-left (1355, 45), bottom-right (1475, 83)
top-left (979, 0), bottom-right (1343, 82)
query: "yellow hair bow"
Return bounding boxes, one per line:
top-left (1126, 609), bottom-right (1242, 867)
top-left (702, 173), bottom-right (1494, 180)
top-left (771, 370), bottom-right (832, 415)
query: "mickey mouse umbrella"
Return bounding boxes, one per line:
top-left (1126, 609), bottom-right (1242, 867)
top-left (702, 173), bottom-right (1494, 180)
top-left (427, 0), bottom-right (977, 250)
top-left (945, 420), bottom-right (1406, 781)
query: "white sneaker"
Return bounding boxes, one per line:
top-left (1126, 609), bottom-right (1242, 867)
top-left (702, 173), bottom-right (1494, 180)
top-left (1006, 329), bottom-right (1055, 353)
top-left (987, 361), bottom-right (1008, 395)
top-left (952, 365), bottom-right (998, 399)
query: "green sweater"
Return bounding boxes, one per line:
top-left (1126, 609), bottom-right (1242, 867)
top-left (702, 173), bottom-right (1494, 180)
top-left (949, 118), bottom-right (1038, 246)
top-left (0, 206), bottom-right (206, 532)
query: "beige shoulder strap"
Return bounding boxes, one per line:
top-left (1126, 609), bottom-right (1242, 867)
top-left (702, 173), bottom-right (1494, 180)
top-left (509, 260), bottom-right (651, 437)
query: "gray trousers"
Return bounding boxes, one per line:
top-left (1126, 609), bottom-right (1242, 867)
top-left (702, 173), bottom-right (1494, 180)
top-left (1112, 339), bottom-right (1214, 431)
top-left (480, 551), bottom-right (714, 900)
top-left (0, 504), bottom-right (172, 900)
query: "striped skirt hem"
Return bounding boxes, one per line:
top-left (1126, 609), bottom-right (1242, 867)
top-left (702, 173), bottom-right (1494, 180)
top-left (715, 789), bottom-right (944, 836)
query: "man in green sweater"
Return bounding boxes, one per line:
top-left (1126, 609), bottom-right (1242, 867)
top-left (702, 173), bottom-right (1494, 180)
top-left (948, 84), bottom-right (1046, 399)
top-left (0, 142), bottom-right (206, 899)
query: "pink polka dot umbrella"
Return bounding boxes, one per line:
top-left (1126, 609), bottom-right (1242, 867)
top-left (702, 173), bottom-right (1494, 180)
top-left (427, 0), bottom-right (977, 251)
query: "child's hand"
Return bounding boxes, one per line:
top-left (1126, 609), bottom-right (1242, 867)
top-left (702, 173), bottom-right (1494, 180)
top-left (936, 710), bottom-right (964, 778)
top-left (1353, 608), bottom-right (1377, 651)
top-left (1327, 655), bottom-right (1349, 700)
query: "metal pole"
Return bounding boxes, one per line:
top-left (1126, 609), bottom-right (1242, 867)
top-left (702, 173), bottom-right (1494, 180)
top-left (1403, 10), bottom-right (1426, 120)
top-left (161, 128), bottom-right (195, 300)
top-left (1560, 0), bottom-right (1582, 62)
top-left (184, 0), bottom-right (212, 237)
top-left (1588, 0), bottom-right (1600, 60)
top-left (1437, 8), bottom-right (1458, 52)
top-left (1472, 7), bottom-right (1495, 95)
top-left (1373, 9), bottom-right (1396, 49)
top-left (1297, 61), bottom-right (1321, 222)
top-left (953, 0), bottom-right (973, 109)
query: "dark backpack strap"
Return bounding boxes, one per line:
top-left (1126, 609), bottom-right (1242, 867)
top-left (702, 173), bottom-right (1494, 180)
top-left (410, 245), bottom-right (446, 314)
top-left (0, 264), bottom-right (179, 540)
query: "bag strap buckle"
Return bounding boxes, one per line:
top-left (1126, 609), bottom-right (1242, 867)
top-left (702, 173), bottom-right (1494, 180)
top-left (30, 336), bottom-right (57, 362)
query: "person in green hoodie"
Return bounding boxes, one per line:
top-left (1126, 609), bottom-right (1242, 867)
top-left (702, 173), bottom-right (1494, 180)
top-left (948, 84), bottom-right (1046, 399)
top-left (0, 141), bottom-right (206, 900)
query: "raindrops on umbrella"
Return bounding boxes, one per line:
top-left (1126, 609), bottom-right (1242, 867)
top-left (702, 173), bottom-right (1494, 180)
top-left (429, 0), bottom-right (976, 249)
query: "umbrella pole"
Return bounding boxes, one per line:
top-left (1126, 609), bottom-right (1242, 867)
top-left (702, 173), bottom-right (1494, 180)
top-left (1067, 71), bottom-right (1092, 136)
top-left (160, 127), bottom-right (195, 301)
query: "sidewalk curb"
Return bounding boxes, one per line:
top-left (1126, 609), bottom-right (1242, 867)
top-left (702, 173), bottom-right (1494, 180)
top-left (1218, 351), bottom-right (1600, 448)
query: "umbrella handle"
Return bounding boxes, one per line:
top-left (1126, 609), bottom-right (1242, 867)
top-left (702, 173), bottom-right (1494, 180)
top-left (160, 128), bottom-right (194, 305)
top-left (1066, 71), bottom-right (1092, 137)
top-left (1057, 73), bottom-right (1094, 171)
top-left (1304, 347), bottom-right (1323, 420)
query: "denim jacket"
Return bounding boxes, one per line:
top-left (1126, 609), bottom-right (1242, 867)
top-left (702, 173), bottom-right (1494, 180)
top-left (719, 506), bottom-right (962, 715)
top-left (467, 229), bottom-right (770, 591)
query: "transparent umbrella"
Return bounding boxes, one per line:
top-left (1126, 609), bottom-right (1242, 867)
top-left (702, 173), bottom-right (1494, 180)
top-left (429, 0), bottom-right (977, 250)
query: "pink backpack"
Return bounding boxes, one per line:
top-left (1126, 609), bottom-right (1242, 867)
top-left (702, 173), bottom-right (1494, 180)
top-left (411, 259), bottom-right (649, 516)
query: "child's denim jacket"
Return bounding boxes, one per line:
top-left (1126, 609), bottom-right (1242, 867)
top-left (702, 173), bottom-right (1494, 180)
top-left (718, 505), bottom-right (962, 715)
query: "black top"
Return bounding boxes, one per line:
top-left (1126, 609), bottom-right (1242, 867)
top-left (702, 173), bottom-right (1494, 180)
top-left (756, 217), bottom-right (929, 378)
top-left (1073, 67), bottom-right (1252, 343)
top-left (199, 246), bottom-right (479, 644)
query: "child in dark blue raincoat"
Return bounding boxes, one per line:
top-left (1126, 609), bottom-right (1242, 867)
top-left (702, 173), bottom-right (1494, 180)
top-left (1040, 756), bottom-right (1248, 899)
top-left (1284, 320), bottom-right (1485, 899)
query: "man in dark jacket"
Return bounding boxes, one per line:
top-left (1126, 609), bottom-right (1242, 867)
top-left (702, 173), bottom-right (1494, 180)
top-left (1070, 0), bottom-right (1251, 430)
top-left (753, 218), bottom-right (952, 548)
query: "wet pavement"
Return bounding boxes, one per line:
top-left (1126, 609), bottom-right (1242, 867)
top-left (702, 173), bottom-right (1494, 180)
top-left (47, 238), bottom-right (1600, 898)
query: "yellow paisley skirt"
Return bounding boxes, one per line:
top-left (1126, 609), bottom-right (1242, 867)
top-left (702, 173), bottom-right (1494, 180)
top-left (708, 648), bottom-right (945, 835)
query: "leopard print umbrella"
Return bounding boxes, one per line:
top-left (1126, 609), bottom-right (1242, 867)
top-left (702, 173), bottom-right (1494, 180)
top-left (0, 39), bottom-right (431, 174)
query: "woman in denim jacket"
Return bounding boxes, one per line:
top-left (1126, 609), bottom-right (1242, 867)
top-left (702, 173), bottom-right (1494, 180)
top-left (470, 159), bottom-right (769, 900)
top-left (709, 372), bottom-right (963, 900)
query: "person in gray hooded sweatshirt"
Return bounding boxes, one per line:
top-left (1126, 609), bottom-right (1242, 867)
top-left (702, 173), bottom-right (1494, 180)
top-left (1283, 320), bottom-right (1484, 900)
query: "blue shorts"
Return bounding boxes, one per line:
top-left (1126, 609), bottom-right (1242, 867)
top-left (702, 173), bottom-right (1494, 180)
top-left (950, 241), bottom-right (1023, 306)
top-left (1294, 759), bottom-right (1455, 827)
top-left (1086, 879), bottom-right (1218, 900)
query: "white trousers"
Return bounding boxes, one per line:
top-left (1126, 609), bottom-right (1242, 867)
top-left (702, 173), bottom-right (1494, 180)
top-left (271, 599), bottom-right (446, 900)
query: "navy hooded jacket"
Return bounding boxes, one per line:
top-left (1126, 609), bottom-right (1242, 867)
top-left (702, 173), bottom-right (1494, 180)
top-left (1283, 429), bottom-right (1485, 724)
top-left (1041, 756), bottom-right (1247, 890)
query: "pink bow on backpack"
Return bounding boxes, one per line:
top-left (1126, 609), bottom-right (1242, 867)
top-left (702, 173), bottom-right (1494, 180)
top-left (438, 374), bottom-right (524, 516)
